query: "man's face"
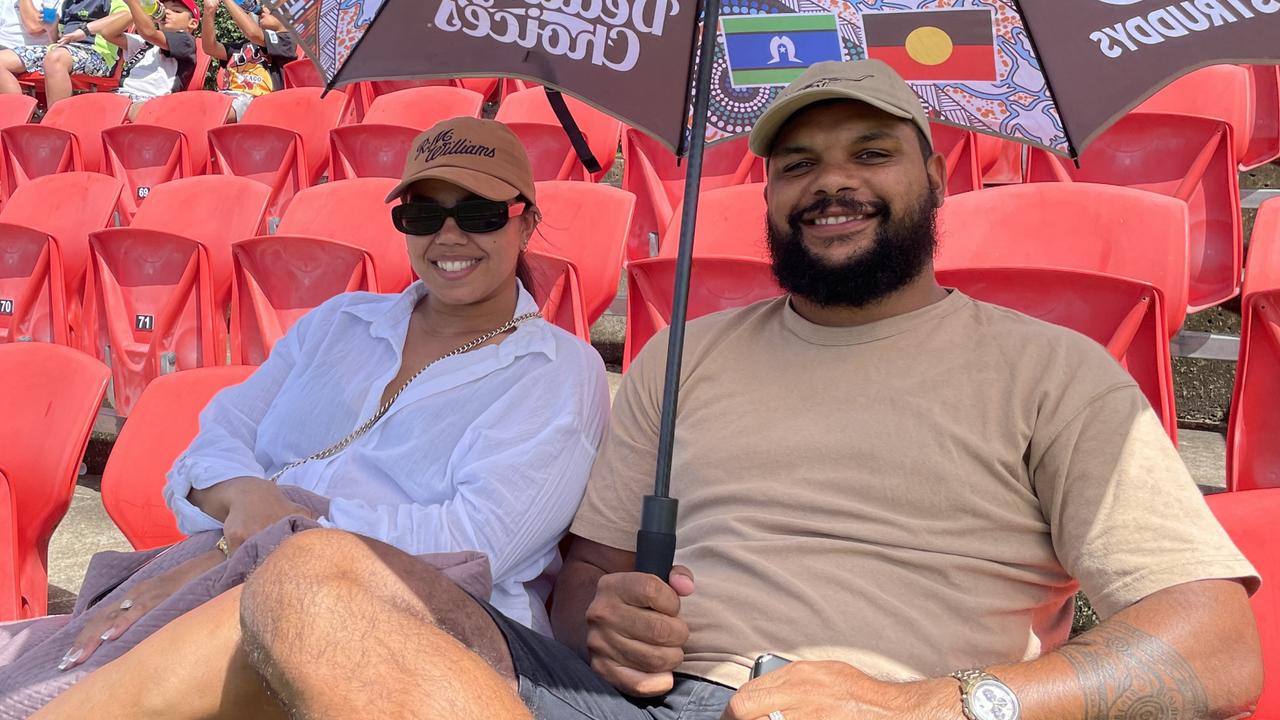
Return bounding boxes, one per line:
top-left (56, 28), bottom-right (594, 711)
top-left (764, 101), bottom-right (946, 307)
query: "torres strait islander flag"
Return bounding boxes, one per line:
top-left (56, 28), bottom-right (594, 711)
top-left (862, 9), bottom-right (998, 82)
top-left (720, 13), bottom-right (844, 88)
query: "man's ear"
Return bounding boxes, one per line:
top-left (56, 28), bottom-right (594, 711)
top-left (925, 151), bottom-right (946, 208)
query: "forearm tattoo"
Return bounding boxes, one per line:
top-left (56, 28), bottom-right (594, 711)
top-left (1058, 621), bottom-right (1209, 720)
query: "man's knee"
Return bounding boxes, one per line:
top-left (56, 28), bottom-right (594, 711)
top-left (43, 48), bottom-right (71, 73)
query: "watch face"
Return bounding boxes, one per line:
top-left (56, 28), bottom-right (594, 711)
top-left (970, 679), bottom-right (1020, 720)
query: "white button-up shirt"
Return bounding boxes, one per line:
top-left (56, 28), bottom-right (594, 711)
top-left (164, 281), bottom-right (610, 633)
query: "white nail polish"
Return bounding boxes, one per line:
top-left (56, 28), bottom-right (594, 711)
top-left (57, 648), bottom-right (82, 671)
top-left (99, 629), bottom-right (115, 641)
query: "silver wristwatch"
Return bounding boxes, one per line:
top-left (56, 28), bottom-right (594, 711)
top-left (951, 668), bottom-right (1021, 720)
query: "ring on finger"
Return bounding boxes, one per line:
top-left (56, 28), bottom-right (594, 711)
top-left (118, 598), bottom-right (134, 611)
top-left (768, 712), bottom-right (786, 720)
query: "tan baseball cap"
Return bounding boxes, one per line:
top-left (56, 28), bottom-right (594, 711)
top-left (748, 59), bottom-right (932, 157)
top-left (385, 117), bottom-right (537, 205)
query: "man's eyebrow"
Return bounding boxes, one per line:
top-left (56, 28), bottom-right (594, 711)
top-left (852, 129), bottom-right (901, 145)
top-left (772, 129), bottom-right (905, 159)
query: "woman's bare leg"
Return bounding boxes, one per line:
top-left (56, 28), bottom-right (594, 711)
top-left (32, 587), bottom-right (284, 720)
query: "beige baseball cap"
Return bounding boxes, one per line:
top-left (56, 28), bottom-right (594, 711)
top-left (748, 59), bottom-right (932, 157)
top-left (385, 117), bottom-right (537, 205)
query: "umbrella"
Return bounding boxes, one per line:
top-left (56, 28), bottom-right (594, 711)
top-left (266, 0), bottom-right (1280, 579)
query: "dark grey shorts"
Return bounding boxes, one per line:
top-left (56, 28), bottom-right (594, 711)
top-left (476, 600), bottom-right (734, 720)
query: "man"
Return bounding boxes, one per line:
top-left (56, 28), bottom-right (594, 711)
top-left (33, 59), bottom-right (1261, 720)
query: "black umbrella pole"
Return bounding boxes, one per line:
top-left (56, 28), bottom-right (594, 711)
top-left (634, 0), bottom-right (722, 583)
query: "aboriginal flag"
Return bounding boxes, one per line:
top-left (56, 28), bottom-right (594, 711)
top-left (862, 9), bottom-right (997, 82)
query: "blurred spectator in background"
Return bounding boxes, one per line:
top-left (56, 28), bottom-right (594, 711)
top-left (0, 0), bottom-right (129, 106)
top-left (0, 0), bottom-right (60, 51)
top-left (201, 0), bottom-right (292, 122)
top-left (103, 0), bottom-right (197, 120)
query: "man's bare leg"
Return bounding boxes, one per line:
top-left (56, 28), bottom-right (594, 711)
top-left (33, 587), bottom-right (285, 720)
top-left (240, 528), bottom-right (532, 720)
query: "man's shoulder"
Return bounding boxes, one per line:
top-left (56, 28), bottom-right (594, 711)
top-left (633, 295), bottom-right (786, 373)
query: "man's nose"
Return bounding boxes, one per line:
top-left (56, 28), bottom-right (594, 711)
top-left (809, 161), bottom-right (863, 198)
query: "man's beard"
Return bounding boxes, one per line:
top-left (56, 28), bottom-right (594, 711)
top-left (766, 191), bottom-right (938, 308)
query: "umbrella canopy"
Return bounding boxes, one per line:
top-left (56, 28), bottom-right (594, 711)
top-left (270, 0), bottom-right (1278, 157)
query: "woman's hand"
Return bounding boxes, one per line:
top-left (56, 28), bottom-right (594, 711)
top-left (221, 478), bottom-right (320, 552)
top-left (58, 549), bottom-right (225, 671)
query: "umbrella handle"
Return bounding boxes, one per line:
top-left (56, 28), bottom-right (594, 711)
top-left (634, 494), bottom-right (678, 581)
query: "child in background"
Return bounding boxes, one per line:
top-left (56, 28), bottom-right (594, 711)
top-left (0, 0), bottom-right (129, 106)
top-left (201, 0), bottom-right (293, 122)
top-left (104, 0), bottom-right (198, 120)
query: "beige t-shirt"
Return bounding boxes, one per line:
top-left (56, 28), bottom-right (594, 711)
top-left (571, 290), bottom-right (1257, 689)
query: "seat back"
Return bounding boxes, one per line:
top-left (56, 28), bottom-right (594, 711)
top-left (282, 57), bottom-right (323, 88)
top-left (102, 365), bottom-right (255, 550)
top-left (230, 236), bottom-right (377, 365)
top-left (530, 182), bottom-right (634, 324)
top-left (929, 122), bottom-right (981, 195)
top-left (327, 124), bottom-right (421, 180)
top-left (208, 88), bottom-right (347, 217)
top-left (0, 342), bottom-right (109, 618)
top-left (937, 183), bottom-right (1191, 336)
top-left (496, 88), bottom-right (621, 179)
top-left (1243, 65), bottom-right (1280, 169)
top-left (277, 177), bottom-right (410, 290)
top-left (35, 92), bottom-right (132, 173)
top-left (1228, 198), bottom-right (1280, 491)
top-left (128, 90), bottom-right (233, 174)
top-left (624, 255), bottom-right (783, 368)
top-left (1025, 112), bottom-right (1240, 312)
top-left (101, 124), bottom-right (187, 223)
top-left (1137, 64), bottom-right (1255, 161)
top-left (658, 183), bottom-right (768, 260)
top-left (0, 468), bottom-right (18, 620)
top-left (0, 94), bottom-right (35, 130)
top-left (0, 173), bottom-right (122, 346)
top-left (936, 266), bottom-right (1176, 441)
top-left (974, 132), bottom-right (1022, 185)
top-left (1204, 489), bottom-right (1280, 718)
top-left (620, 128), bottom-right (762, 261)
top-left (83, 177), bottom-right (270, 414)
top-left (504, 122), bottom-right (588, 182)
top-left (364, 86), bottom-right (484, 128)
top-left (521, 249), bottom-right (589, 341)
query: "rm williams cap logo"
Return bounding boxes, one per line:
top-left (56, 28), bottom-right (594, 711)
top-left (413, 128), bottom-right (498, 163)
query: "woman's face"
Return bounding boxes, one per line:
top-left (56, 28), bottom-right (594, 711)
top-left (402, 179), bottom-right (534, 308)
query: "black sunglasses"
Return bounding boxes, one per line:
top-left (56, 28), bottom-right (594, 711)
top-left (392, 198), bottom-right (524, 236)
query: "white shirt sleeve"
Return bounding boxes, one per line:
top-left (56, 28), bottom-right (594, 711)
top-left (321, 351), bottom-right (610, 582)
top-left (162, 301), bottom-right (319, 534)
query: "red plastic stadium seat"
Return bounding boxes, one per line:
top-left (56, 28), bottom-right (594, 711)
top-left (102, 365), bottom-right (255, 549)
top-left (1025, 112), bottom-right (1240, 312)
top-left (0, 343), bottom-right (109, 619)
top-left (974, 133), bottom-right (1022, 185)
top-left (621, 128), bottom-right (762, 261)
top-left (929, 122), bottom-right (981, 195)
top-left (327, 87), bottom-right (485, 180)
top-left (17, 43), bottom-right (125, 95)
top-left (84, 176), bottom-right (270, 415)
top-left (1243, 65), bottom-right (1280, 169)
top-left (208, 87), bottom-right (347, 220)
top-left (0, 173), bottom-right (122, 347)
top-left (496, 88), bottom-right (621, 180)
top-left (504, 122), bottom-right (590, 182)
top-left (281, 57), bottom-right (323, 89)
top-left (522, 249), bottom-right (589, 341)
top-left (230, 178), bottom-right (407, 364)
top-left (1228, 198), bottom-right (1280, 491)
top-left (1137, 64), bottom-right (1255, 164)
top-left (623, 255), bottom-right (782, 369)
top-left (937, 183), bottom-right (1191, 336)
top-left (530, 181), bottom-right (635, 324)
top-left (1204, 490), bottom-right (1279, 717)
top-left (0, 94), bottom-right (35, 130)
top-left (102, 91), bottom-right (234, 222)
top-left (937, 266), bottom-right (1176, 442)
top-left (0, 467), bottom-right (17, 619)
top-left (0, 92), bottom-right (130, 198)
top-left (658, 183), bottom-right (768, 260)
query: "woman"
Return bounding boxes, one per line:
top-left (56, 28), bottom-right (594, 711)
top-left (2, 117), bottom-right (609, 716)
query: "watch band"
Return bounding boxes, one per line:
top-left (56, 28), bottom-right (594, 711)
top-left (951, 668), bottom-right (1019, 720)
